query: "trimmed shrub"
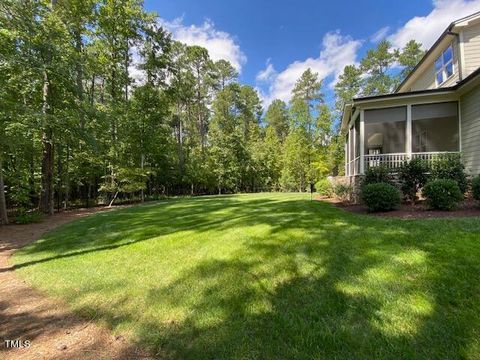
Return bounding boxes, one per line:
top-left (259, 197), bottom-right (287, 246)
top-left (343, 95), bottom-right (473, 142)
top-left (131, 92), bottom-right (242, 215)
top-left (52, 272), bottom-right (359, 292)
top-left (361, 182), bottom-right (401, 212)
top-left (333, 183), bottom-right (353, 202)
top-left (363, 165), bottom-right (393, 187)
top-left (398, 158), bottom-right (429, 202)
top-left (472, 176), bottom-right (480, 201)
top-left (315, 179), bottom-right (333, 197)
top-left (423, 179), bottom-right (463, 210)
top-left (431, 155), bottom-right (468, 194)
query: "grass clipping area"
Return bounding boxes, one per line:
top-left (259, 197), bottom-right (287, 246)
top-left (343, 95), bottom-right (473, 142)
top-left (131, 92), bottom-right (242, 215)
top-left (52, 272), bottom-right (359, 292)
top-left (13, 193), bottom-right (480, 359)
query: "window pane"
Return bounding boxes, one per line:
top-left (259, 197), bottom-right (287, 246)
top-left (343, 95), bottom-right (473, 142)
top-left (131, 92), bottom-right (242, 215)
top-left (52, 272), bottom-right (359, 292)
top-left (435, 57), bottom-right (443, 71)
top-left (436, 71), bottom-right (444, 84)
top-left (412, 102), bottom-right (458, 152)
top-left (364, 107), bottom-right (406, 154)
top-left (443, 46), bottom-right (453, 64)
top-left (445, 62), bottom-right (453, 78)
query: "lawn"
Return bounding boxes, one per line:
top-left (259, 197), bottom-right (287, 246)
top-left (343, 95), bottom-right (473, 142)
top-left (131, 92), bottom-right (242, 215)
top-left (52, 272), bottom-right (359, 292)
top-left (12, 193), bottom-right (480, 359)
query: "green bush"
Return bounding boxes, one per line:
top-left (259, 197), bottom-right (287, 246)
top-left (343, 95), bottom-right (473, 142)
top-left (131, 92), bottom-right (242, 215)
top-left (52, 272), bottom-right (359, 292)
top-left (472, 176), bottom-right (480, 201)
top-left (423, 179), bottom-right (463, 210)
top-left (431, 155), bottom-right (468, 194)
top-left (361, 182), bottom-right (400, 212)
top-left (363, 165), bottom-right (393, 187)
top-left (398, 158), bottom-right (429, 202)
top-left (315, 179), bottom-right (333, 197)
top-left (14, 211), bottom-right (43, 224)
top-left (333, 183), bottom-right (353, 202)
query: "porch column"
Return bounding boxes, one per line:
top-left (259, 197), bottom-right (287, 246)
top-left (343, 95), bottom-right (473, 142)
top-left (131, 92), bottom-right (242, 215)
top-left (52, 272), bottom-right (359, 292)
top-left (406, 104), bottom-right (412, 159)
top-left (345, 137), bottom-right (348, 176)
top-left (359, 110), bottom-right (365, 174)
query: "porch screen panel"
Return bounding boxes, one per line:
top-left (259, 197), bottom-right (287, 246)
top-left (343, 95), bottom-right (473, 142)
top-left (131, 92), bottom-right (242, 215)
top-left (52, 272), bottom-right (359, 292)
top-left (354, 117), bottom-right (360, 173)
top-left (364, 106), bottom-right (406, 154)
top-left (349, 126), bottom-right (354, 163)
top-left (412, 102), bottom-right (459, 152)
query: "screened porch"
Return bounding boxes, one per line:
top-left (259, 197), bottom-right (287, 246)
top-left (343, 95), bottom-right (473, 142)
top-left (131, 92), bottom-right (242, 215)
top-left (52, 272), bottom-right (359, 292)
top-left (345, 101), bottom-right (460, 176)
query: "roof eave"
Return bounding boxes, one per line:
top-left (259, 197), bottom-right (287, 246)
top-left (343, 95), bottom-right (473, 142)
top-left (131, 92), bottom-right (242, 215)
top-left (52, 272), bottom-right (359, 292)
top-left (340, 103), bottom-right (353, 131)
top-left (396, 11), bottom-right (480, 93)
top-left (352, 66), bottom-right (480, 105)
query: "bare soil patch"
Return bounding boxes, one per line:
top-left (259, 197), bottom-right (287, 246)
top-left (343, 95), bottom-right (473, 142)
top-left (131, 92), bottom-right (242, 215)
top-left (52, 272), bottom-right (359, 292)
top-left (321, 197), bottom-right (480, 219)
top-left (0, 207), bottom-right (154, 360)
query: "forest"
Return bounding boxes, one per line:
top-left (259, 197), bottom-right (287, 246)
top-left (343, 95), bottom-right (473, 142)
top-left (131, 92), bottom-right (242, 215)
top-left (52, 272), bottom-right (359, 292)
top-left (0, 0), bottom-right (425, 224)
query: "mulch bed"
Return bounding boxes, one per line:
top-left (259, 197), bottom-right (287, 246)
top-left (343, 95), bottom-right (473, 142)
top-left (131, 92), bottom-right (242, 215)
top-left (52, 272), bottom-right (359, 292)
top-left (321, 197), bottom-right (480, 219)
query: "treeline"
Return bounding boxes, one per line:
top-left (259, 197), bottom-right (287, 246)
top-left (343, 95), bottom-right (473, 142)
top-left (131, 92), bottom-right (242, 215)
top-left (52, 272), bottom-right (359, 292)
top-left (0, 0), bottom-right (424, 223)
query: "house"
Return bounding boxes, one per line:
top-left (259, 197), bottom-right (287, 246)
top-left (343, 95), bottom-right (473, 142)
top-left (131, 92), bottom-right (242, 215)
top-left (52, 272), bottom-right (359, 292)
top-left (341, 11), bottom-right (480, 181)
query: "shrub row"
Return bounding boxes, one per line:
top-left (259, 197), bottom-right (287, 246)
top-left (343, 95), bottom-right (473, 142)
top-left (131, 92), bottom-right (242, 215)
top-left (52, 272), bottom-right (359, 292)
top-left (361, 155), bottom-right (473, 212)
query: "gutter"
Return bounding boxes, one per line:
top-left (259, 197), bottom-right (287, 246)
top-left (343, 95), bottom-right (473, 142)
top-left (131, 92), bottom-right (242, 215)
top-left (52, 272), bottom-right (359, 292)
top-left (354, 66), bottom-right (480, 103)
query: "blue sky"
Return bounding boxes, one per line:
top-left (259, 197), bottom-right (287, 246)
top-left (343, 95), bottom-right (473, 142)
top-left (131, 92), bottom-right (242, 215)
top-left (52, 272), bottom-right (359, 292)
top-left (143, 0), bottom-right (480, 107)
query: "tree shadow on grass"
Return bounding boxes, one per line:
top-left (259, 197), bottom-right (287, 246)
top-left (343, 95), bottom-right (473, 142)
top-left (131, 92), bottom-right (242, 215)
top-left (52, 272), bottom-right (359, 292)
top-left (11, 195), bottom-right (304, 269)
top-left (10, 195), bottom-right (480, 359)
top-left (137, 225), bottom-right (480, 359)
top-left (15, 196), bottom-right (280, 255)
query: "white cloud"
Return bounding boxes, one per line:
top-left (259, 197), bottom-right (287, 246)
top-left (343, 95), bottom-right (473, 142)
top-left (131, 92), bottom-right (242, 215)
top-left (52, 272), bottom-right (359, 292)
top-left (255, 60), bottom-right (276, 83)
top-left (160, 17), bottom-right (247, 72)
top-left (256, 31), bottom-right (362, 106)
top-left (389, 0), bottom-right (480, 49)
top-left (370, 26), bottom-right (390, 43)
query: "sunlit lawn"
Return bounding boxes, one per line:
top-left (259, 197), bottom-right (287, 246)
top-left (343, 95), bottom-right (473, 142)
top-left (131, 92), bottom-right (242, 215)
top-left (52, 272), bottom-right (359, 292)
top-left (13, 193), bottom-right (480, 359)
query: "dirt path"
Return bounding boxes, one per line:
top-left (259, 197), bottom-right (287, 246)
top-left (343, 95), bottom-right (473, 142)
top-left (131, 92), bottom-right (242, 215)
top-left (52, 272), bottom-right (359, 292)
top-left (0, 207), bottom-right (154, 360)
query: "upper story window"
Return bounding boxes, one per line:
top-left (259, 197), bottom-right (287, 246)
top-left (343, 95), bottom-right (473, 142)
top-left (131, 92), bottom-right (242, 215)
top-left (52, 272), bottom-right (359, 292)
top-left (435, 45), bottom-right (454, 86)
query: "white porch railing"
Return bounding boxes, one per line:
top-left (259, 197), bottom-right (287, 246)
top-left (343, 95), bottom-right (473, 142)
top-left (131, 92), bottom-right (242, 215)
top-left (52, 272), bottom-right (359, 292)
top-left (363, 151), bottom-right (459, 171)
top-left (364, 153), bottom-right (408, 170)
top-left (411, 151), bottom-right (459, 162)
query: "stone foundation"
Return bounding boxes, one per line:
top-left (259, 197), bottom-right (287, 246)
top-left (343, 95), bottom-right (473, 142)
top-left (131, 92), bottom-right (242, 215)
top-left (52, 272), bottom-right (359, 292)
top-left (328, 175), bottom-right (364, 203)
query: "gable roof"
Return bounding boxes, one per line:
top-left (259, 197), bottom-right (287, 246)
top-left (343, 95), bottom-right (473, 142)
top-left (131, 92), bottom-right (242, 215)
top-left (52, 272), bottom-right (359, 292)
top-left (340, 67), bottom-right (480, 131)
top-left (395, 11), bottom-right (480, 93)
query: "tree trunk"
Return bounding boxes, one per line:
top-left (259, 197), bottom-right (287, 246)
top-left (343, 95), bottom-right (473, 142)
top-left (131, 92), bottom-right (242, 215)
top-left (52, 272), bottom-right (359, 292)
top-left (39, 0), bottom-right (57, 215)
top-left (124, 38), bottom-right (129, 101)
top-left (140, 153), bottom-right (145, 202)
top-left (40, 120), bottom-right (54, 213)
top-left (40, 127), bottom-right (54, 215)
top-left (57, 142), bottom-right (62, 212)
top-left (0, 158), bottom-right (8, 225)
top-left (109, 191), bottom-right (118, 207)
top-left (90, 75), bottom-right (95, 105)
top-left (40, 69), bottom-right (54, 215)
top-left (74, 29), bottom-right (85, 129)
top-left (65, 145), bottom-right (70, 209)
top-left (176, 104), bottom-right (185, 177)
top-left (86, 183), bottom-right (92, 208)
top-left (28, 140), bottom-right (36, 206)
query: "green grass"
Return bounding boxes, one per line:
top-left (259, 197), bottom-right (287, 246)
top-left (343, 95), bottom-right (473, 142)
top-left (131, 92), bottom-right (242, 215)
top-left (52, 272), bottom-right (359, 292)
top-left (12, 193), bottom-right (480, 359)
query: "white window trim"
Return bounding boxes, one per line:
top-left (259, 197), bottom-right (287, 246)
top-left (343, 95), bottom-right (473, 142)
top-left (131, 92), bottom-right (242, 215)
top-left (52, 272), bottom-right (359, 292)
top-left (435, 44), bottom-right (455, 87)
